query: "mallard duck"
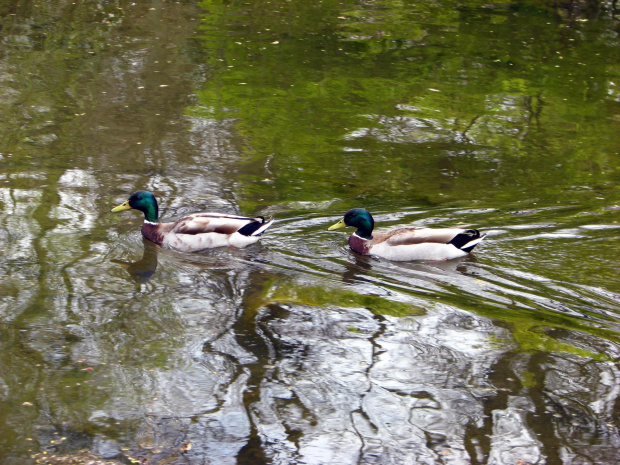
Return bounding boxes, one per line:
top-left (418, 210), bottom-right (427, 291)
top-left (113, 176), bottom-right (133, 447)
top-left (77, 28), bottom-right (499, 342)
top-left (111, 191), bottom-right (274, 252)
top-left (328, 208), bottom-right (484, 261)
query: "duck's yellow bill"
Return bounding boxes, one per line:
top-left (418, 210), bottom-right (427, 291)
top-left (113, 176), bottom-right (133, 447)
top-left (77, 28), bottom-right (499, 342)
top-left (111, 200), bottom-right (131, 212)
top-left (328, 219), bottom-right (346, 231)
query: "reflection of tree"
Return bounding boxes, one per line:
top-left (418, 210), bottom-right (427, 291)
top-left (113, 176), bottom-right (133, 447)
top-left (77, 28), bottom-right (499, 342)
top-left (244, 301), bottom-right (502, 463)
top-left (239, 298), bottom-right (620, 464)
top-left (193, 0), bottom-right (619, 212)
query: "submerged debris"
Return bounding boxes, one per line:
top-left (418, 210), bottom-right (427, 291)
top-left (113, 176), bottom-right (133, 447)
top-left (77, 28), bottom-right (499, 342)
top-left (31, 450), bottom-right (123, 465)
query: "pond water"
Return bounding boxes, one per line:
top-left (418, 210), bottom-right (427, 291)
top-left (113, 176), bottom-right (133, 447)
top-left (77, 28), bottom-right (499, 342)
top-left (1, 1), bottom-right (619, 464)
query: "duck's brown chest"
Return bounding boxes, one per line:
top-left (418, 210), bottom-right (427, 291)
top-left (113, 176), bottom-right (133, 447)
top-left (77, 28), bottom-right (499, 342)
top-left (141, 223), bottom-right (165, 245)
top-left (349, 234), bottom-right (371, 255)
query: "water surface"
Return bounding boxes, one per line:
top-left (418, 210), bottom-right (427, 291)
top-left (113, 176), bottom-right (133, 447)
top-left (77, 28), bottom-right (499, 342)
top-left (0, 1), bottom-right (619, 464)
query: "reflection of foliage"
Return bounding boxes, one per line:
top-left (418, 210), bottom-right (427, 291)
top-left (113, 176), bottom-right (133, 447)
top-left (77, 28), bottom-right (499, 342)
top-left (260, 277), bottom-right (616, 358)
top-left (511, 324), bottom-right (609, 360)
top-left (458, 292), bottom-right (619, 360)
top-left (0, 1), bottom-right (127, 154)
top-left (192, 0), bottom-right (619, 212)
top-left (266, 281), bottom-right (426, 317)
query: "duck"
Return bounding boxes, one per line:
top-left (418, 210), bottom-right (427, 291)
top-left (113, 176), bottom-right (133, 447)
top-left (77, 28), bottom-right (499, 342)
top-left (328, 208), bottom-right (485, 261)
top-left (111, 191), bottom-right (274, 252)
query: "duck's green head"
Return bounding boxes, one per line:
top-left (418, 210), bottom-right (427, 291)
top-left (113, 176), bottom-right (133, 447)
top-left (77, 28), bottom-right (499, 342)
top-left (328, 208), bottom-right (374, 239)
top-left (111, 191), bottom-right (159, 223)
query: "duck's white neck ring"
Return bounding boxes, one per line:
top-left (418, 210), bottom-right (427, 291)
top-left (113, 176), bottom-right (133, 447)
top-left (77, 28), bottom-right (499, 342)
top-left (143, 220), bottom-right (158, 225)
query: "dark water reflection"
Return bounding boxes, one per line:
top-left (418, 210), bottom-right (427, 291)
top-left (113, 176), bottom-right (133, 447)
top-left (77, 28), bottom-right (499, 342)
top-left (1, 0), bottom-right (620, 464)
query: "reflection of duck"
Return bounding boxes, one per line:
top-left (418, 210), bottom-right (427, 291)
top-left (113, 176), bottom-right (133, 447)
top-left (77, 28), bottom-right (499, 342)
top-left (329, 208), bottom-right (485, 261)
top-left (111, 239), bottom-right (158, 283)
top-left (112, 191), bottom-right (274, 252)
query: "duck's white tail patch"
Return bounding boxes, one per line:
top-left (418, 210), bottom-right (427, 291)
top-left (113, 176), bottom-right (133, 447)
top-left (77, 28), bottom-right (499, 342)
top-left (460, 234), bottom-right (485, 252)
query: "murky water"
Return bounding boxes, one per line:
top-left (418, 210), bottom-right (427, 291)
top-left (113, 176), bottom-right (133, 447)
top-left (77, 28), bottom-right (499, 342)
top-left (1, 1), bottom-right (619, 464)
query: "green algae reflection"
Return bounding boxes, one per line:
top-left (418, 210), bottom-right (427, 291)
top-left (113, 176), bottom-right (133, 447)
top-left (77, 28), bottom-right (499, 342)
top-left (267, 283), bottom-right (426, 318)
top-left (263, 278), bottom-right (618, 361)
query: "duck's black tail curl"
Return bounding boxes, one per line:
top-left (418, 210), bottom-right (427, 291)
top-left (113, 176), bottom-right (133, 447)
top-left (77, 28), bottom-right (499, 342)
top-left (448, 229), bottom-right (485, 252)
top-left (237, 216), bottom-right (274, 237)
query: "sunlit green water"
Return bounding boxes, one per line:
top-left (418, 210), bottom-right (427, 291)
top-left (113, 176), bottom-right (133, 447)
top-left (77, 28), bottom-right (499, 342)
top-left (1, 1), bottom-right (619, 464)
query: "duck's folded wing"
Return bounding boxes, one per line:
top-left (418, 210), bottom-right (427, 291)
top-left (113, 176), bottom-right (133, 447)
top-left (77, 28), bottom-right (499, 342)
top-left (383, 227), bottom-right (466, 246)
top-left (171, 213), bottom-right (257, 235)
